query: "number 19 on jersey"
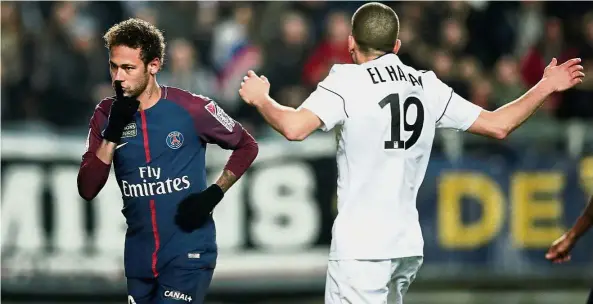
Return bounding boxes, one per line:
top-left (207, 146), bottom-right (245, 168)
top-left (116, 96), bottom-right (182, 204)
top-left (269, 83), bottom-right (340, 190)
top-left (378, 93), bottom-right (425, 150)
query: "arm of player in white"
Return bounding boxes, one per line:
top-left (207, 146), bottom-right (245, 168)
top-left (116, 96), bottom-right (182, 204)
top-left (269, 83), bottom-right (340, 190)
top-left (249, 96), bottom-right (324, 141)
top-left (468, 58), bottom-right (584, 139)
top-left (435, 58), bottom-right (584, 139)
top-left (239, 69), bottom-right (346, 141)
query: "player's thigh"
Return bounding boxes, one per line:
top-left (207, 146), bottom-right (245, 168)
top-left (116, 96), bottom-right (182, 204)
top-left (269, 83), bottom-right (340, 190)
top-left (127, 277), bottom-right (158, 304)
top-left (386, 256), bottom-right (423, 304)
top-left (156, 251), bottom-right (217, 304)
top-left (325, 259), bottom-right (393, 304)
top-left (156, 268), bottom-right (214, 304)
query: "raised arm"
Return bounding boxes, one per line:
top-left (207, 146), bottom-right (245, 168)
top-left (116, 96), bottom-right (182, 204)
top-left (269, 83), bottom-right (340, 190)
top-left (238, 70), bottom-right (347, 140)
top-left (77, 104), bottom-right (114, 201)
top-left (77, 82), bottom-right (140, 201)
top-left (467, 58), bottom-right (584, 139)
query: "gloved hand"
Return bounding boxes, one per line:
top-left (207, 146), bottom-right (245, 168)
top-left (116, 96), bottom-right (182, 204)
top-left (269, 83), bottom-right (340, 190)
top-left (175, 184), bottom-right (224, 232)
top-left (103, 81), bottom-right (140, 144)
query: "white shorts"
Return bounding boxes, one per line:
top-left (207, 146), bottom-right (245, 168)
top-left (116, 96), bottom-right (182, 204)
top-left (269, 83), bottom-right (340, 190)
top-left (325, 256), bottom-right (423, 304)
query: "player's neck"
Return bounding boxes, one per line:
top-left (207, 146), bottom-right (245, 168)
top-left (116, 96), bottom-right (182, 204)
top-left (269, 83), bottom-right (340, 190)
top-left (137, 80), bottom-right (162, 111)
top-left (356, 51), bottom-right (392, 64)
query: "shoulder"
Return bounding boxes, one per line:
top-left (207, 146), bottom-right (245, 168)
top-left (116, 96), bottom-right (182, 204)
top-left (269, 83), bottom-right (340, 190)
top-left (94, 96), bottom-right (115, 117)
top-left (163, 85), bottom-right (213, 109)
top-left (87, 96), bottom-right (115, 127)
top-left (162, 85), bottom-right (234, 125)
top-left (96, 96), bottom-right (115, 111)
top-left (319, 63), bottom-right (358, 91)
top-left (327, 63), bottom-right (359, 79)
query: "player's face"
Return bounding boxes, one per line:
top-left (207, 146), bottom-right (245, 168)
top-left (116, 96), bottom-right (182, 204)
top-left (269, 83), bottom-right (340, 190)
top-left (109, 45), bottom-right (150, 98)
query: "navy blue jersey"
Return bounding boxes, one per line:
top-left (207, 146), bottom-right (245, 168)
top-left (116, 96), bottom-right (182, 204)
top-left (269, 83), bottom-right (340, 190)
top-left (79, 86), bottom-right (253, 279)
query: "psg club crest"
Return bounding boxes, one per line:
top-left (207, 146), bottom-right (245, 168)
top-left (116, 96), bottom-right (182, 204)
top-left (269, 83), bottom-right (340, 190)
top-left (166, 131), bottom-right (184, 149)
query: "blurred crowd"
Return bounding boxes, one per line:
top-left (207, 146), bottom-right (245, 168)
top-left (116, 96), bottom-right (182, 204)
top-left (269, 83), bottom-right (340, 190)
top-left (2, 1), bottom-right (592, 139)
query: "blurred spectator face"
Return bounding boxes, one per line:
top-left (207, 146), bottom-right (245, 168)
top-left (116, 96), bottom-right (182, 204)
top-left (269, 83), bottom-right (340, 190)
top-left (495, 56), bottom-right (520, 85)
top-left (401, 2), bottom-right (422, 24)
top-left (545, 18), bottom-right (563, 43)
top-left (1, 2), bottom-right (17, 27)
top-left (327, 11), bottom-right (350, 44)
top-left (234, 4), bottom-right (253, 26)
top-left (282, 12), bottom-right (308, 46)
top-left (442, 19), bottom-right (465, 49)
top-left (459, 57), bottom-right (479, 80)
top-left (170, 39), bottom-right (195, 71)
top-left (585, 14), bottom-right (593, 43)
top-left (471, 78), bottom-right (492, 108)
top-left (109, 46), bottom-right (151, 98)
top-left (433, 51), bottom-right (453, 77)
top-left (448, 1), bottom-right (466, 13)
top-left (398, 20), bottom-right (414, 46)
top-left (135, 7), bottom-right (158, 27)
top-left (52, 2), bottom-right (77, 27)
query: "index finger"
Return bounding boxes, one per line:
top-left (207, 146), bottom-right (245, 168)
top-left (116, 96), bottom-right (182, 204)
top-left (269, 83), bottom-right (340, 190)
top-left (114, 81), bottom-right (124, 99)
top-left (561, 58), bottom-right (581, 67)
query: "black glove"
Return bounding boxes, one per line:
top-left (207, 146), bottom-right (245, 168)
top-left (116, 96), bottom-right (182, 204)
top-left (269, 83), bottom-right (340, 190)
top-left (175, 184), bottom-right (224, 232)
top-left (103, 81), bottom-right (140, 143)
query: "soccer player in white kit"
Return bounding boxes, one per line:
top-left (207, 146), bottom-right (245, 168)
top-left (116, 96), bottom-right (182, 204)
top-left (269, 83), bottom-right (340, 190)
top-left (238, 3), bottom-right (585, 303)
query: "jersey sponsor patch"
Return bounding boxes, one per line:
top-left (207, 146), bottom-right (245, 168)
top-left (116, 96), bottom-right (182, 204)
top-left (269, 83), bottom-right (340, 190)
top-left (205, 101), bottom-right (235, 132)
top-left (121, 122), bottom-right (137, 138)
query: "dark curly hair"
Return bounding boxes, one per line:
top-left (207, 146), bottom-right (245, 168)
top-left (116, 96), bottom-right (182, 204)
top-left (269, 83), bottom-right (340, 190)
top-left (103, 18), bottom-right (166, 66)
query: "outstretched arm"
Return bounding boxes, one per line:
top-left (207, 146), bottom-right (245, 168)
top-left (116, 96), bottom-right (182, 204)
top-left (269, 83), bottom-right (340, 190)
top-left (239, 71), bottom-right (323, 141)
top-left (467, 58), bottom-right (584, 139)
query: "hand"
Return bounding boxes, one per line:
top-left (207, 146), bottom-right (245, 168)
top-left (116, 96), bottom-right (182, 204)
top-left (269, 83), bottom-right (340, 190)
top-left (103, 81), bottom-right (140, 143)
top-left (545, 232), bottom-right (577, 264)
top-left (238, 70), bottom-right (270, 107)
top-left (175, 185), bottom-right (224, 233)
top-left (542, 58), bottom-right (585, 92)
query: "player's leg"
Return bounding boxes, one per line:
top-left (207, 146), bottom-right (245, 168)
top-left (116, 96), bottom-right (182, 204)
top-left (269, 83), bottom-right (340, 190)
top-left (386, 256), bottom-right (424, 304)
top-left (587, 288), bottom-right (593, 304)
top-left (156, 250), bottom-right (217, 304)
top-left (324, 259), bottom-right (393, 304)
top-left (127, 277), bottom-right (158, 304)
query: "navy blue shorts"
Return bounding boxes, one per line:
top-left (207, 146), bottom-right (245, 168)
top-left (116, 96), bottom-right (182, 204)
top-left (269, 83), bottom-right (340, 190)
top-left (127, 250), bottom-right (216, 304)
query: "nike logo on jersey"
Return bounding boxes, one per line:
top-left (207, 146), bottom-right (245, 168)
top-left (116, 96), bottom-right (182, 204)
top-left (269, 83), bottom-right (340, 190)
top-left (116, 142), bottom-right (128, 150)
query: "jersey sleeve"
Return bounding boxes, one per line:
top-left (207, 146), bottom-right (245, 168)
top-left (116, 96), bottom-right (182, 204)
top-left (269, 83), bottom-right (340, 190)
top-left (298, 65), bottom-right (349, 132)
top-left (425, 71), bottom-right (483, 131)
top-left (78, 100), bottom-right (112, 201)
top-left (192, 94), bottom-right (244, 149)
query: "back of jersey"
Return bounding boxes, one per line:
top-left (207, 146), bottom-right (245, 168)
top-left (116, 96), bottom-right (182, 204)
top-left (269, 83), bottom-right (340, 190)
top-left (299, 53), bottom-right (481, 260)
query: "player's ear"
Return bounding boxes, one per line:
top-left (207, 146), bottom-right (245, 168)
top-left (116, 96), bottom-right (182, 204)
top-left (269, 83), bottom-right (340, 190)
top-left (348, 35), bottom-right (356, 54)
top-left (393, 39), bottom-right (401, 55)
top-left (148, 58), bottom-right (161, 75)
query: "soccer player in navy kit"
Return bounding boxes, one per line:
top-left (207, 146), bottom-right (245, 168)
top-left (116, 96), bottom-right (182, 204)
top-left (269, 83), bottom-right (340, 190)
top-left (77, 19), bottom-right (258, 304)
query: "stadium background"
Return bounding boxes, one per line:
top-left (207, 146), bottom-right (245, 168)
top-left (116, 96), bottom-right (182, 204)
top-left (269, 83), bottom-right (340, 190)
top-left (1, 1), bottom-right (592, 303)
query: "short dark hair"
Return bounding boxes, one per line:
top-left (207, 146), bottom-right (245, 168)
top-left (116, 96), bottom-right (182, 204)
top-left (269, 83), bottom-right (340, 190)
top-left (103, 18), bottom-right (166, 66)
top-left (351, 2), bottom-right (399, 54)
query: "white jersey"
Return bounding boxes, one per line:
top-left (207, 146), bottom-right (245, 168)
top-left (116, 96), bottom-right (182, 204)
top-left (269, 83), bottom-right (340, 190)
top-left (299, 53), bottom-right (482, 260)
